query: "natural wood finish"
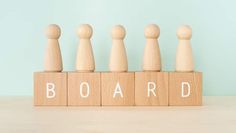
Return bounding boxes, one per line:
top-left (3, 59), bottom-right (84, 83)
top-left (176, 25), bottom-right (194, 72)
top-left (109, 25), bottom-right (128, 72)
top-left (142, 24), bottom-right (161, 71)
top-left (135, 72), bottom-right (168, 105)
top-left (101, 72), bottom-right (134, 105)
top-left (44, 24), bottom-right (63, 72)
top-left (34, 72), bottom-right (67, 106)
top-left (75, 24), bottom-right (95, 72)
top-left (68, 72), bottom-right (100, 106)
top-left (169, 72), bottom-right (202, 105)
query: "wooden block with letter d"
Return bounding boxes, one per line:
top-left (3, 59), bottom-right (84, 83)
top-left (169, 72), bottom-right (202, 105)
top-left (102, 25), bottom-right (134, 106)
top-left (34, 72), bottom-right (67, 106)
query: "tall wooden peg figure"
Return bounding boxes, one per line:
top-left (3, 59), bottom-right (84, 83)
top-left (142, 24), bottom-right (161, 71)
top-left (135, 24), bottom-right (168, 106)
top-left (76, 24), bottom-right (95, 72)
top-left (176, 25), bottom-right (194, 72)
top-left (169, 25), bottom-right (202, 106)
top-left (109, 25), bottom-right (128, 72)
top-left (101, 25), bottom-right (134, 106)
top-left (34, 24), bottom-right (67, 106)
top-left (44, 24), bottom-right (63, 72)
top-left (68, 24), bottom-right (101, 106)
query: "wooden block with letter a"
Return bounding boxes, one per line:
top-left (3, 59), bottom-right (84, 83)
top-left (169, 72), bottom-right (202, 106)
top-left (68, 72), bottom-right (100, 106)
top-left (101, 72), bottom-right (134, 106)
top-left (34, 72), bottom-right (67, 106)
top-left (135, 72), bottom-right (168, 106)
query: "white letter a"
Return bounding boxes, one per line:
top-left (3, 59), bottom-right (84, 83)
top-left (113, 82), bottom-right (123, 98)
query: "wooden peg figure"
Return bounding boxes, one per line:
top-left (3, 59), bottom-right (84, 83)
top-left (76, 24), bottom-right (95, 72)
top-left (44, 24), bottom-right (63, 72)
top-left (176, 25), bottom-right (194, 72)
top-left (109, 25), bottom-right (128, 72)
top-left (142, 24), bottom-right (161, 71)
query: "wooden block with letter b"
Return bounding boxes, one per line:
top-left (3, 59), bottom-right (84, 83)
top-left (34, 72), bottom-right (67, 106)
top-left (169, 72), bottom-right (202, 105)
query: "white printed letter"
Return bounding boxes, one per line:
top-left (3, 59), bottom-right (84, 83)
top-left (46, 83), bottom-right (55, 98)
top-left (80, 82), bottom-right (90, 98)
top-left (148, 82), bottom-right (156, 97)
top-left (181, 82), bottom-right (190, 97)
top-left (113, 82), bottom-right (123, 98)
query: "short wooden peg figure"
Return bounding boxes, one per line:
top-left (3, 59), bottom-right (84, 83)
top-left (109, 25), bottom-right (128, 72)
top-left (76, 24), bottom-right (95, 72)
top-left (142, 24), bottom-right (161, 71)
top-left (176, 25), bottom-right (194, 72)
top-left (44, 24), bottom-right (63, 72)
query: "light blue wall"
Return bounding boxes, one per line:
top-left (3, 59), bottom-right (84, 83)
top-left (0, 0), bottom-right (235, 96)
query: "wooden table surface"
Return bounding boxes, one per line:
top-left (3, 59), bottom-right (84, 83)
top-left (0, 96), bottom-right (236, 133)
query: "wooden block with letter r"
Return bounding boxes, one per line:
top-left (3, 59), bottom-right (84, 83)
top-left (68, 72), bottom-right (101, 106)
top-left (169, 72), bottom-right (202, 106)
top-left (34, 72), bottom-right (67, 106)
top-left (101, 72), bottom-right (135, 106)
top-left (135, 72), bottom-right (168, 106)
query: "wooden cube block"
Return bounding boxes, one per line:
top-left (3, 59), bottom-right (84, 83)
top-left (135, 72), bottom-right (168, 106)
top-left (34, 72), bottom-right (67, 106)
top-left (169, 72), bottom-right (202, 106)
top-left (68, 72), bottom-right (100, 106)
top-left (101, 72), bottom-right (134, 106)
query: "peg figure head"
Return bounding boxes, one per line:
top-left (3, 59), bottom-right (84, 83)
top-left (77, 24), bottom-right (93, 39)
top-left (46, 24), bottom-right (61, 39)
top-left (144, 24), bottom-right (160, 39)
top-left (111, 25), bottom-right (126, 39)
top-left (177, 25), bottom-right (192, 40)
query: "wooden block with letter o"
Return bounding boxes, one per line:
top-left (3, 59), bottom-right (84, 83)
top-left (34, 72), bottom-right (67, 106)
top-left (135, 72), bottom-right (168, 106)
top-left (101, 72), bottom-right (135, 106)
top-left (169, 72), bottom-right (202, 106)
top-left (68, 72), bottom-right (101, 106)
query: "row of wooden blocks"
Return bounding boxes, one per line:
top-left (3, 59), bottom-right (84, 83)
top-left (34, 71), bottom-right (202, 106)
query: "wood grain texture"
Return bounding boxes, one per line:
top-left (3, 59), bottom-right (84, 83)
top-left (75, 24), bottom-right (95, 72)
top-left (101, 72), bottom-right (134, 106)
top-left (34, 72), bottom-right (67, 106)
top-left (44, 24), bottom-right (63, 72)
top-left (109, 25), bottom-right (128, 72)
top-left (176, 25), bottom-right (194, 72)
top-left (169, 72), bottom-right (202, 106)
top-left (135, 72), bottom-right (168, 106)
top-left (142, 24), bottom-right (161, 71)
top-left (68, 72), bottom-right (100, 106)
